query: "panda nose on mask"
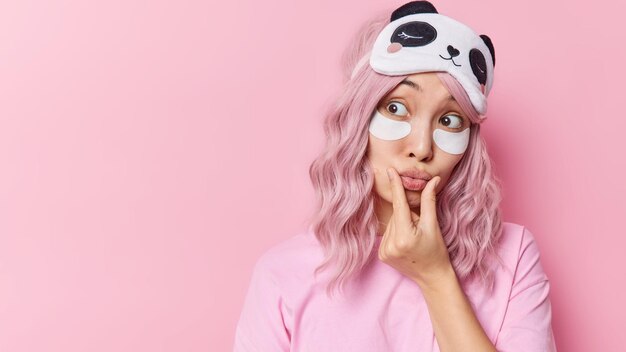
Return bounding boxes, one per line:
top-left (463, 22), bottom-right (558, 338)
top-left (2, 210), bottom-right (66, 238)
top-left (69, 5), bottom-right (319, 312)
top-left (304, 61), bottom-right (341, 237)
top-left (447, 45), bottom-right (460, 58)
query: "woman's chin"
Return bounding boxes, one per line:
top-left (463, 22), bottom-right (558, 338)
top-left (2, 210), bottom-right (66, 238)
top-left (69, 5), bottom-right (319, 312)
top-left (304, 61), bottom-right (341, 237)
top-left (407, 194), bottom-right (421, 206)
top-left (405, 189), bottom-right (422, 198)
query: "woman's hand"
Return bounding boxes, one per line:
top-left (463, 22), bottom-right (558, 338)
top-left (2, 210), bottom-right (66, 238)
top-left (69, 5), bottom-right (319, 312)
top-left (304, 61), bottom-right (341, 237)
top-left (378, 167), bottom-right (454, 287)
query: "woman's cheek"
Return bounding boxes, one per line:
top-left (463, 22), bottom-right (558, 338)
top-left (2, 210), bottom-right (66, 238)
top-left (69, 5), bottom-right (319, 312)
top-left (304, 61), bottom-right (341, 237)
top-left (373, 171), bottom-right (390, 200)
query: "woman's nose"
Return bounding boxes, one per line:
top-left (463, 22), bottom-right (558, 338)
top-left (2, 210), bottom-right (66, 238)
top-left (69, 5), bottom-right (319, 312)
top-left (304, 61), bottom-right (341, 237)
top-left (407, 119), bottom-right (433, 162)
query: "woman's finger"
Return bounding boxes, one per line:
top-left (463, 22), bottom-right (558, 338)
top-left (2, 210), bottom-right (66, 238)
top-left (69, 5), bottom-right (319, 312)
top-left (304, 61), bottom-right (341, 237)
top-left (386, 167), bottom-right (412, 228)
top-left (419, 176), bottom-right (441, 227)
top-left (410, 211), bottom-right (419, 225)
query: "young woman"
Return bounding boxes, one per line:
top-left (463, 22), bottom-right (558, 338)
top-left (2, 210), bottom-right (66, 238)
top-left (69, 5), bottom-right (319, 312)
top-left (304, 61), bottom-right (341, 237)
top-left (234, 1), bottom-right (557, 351)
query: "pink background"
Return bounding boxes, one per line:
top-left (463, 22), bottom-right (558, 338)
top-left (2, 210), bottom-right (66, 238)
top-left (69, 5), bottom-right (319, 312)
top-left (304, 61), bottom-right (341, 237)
top-left (0, 0), bottom-right (623, 351)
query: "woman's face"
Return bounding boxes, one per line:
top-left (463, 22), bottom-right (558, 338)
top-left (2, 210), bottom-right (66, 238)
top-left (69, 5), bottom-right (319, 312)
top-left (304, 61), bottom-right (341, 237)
top-left (366, 72), bottom-right (471, 217)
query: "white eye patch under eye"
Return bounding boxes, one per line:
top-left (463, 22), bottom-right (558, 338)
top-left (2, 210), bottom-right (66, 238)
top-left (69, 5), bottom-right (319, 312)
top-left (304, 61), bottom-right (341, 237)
top-left (368, 110), bottom-right (411, 140)
top-left (433, 128), bottom-right (470, 155)
top-left (368, 110), bottom-right (470, 155)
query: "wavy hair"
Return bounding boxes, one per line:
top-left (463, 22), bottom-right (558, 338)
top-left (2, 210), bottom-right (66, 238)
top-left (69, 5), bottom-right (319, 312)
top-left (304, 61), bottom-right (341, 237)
top-left (304, 11), bottom-right (506, 299)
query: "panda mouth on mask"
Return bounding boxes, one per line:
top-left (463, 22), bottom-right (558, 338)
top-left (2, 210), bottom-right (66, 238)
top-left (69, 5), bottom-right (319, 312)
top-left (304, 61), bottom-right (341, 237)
top-left (438, 46), bottom-right (462, 67)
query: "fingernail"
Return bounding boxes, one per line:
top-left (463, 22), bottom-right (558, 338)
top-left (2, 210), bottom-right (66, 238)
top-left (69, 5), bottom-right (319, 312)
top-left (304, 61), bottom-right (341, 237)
top-left (387, 168), bottom-right (393, 180)
top-left (434, 178), bottom-right (440, 188)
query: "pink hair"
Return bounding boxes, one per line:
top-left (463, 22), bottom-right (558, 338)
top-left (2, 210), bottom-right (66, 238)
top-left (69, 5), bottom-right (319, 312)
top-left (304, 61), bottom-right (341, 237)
top-left (305, 12), bottom-right (505, 298)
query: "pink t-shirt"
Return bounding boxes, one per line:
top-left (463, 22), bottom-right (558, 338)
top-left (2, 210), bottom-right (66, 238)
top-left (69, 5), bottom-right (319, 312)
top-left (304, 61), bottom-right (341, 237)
top-left (234, 222), bottom-right (557, 351)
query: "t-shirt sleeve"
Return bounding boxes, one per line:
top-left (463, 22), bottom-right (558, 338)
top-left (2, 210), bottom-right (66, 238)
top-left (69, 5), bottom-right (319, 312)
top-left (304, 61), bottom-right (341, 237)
top-left (495, 226), bottom-right (558, 352)
top-left (233, 255), bottom-right (292, 351)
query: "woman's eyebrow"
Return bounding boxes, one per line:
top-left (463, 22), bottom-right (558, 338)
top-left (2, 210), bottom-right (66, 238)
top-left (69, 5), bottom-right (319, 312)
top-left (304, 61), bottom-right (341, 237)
top-left (399, 79), bottom-right (456, 102)
top-left (400, 79), bottom-right (422, 91)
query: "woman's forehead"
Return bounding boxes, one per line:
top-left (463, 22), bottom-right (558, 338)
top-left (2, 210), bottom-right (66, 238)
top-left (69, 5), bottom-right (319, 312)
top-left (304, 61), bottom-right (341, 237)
top-left (393, 73), bottom-right (446, 92)
top-left (385, 76), bottom-right (457, 105)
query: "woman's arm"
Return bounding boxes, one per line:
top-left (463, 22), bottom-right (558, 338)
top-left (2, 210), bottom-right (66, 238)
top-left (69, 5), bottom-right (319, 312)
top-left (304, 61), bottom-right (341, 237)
top-left (378, 170), bottom-right (556, 351)
top-left (414, 227), bottom-right (558, 352)
top-left (379, 170), bottom-right (497, 351)
top-left (414, 267), bottom-right (497, 352)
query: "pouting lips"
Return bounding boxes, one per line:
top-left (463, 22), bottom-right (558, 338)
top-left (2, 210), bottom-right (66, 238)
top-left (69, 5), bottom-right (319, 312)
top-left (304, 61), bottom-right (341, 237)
top-left (400, 176), bottom-right (427, 191)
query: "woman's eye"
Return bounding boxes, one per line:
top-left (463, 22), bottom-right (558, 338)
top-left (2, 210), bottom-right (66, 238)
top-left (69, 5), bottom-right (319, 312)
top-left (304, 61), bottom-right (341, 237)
top-left (386, 102), bottom-right (409, 117)
top-left (440, 114), bottom-right (464, 129)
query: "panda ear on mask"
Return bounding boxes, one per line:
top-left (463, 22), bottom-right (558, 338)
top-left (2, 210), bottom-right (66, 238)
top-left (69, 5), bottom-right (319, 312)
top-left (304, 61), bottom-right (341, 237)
top-left (390, 0), bottom-right (439, 21)
top-left (480, 34), bottom-right (496, 67)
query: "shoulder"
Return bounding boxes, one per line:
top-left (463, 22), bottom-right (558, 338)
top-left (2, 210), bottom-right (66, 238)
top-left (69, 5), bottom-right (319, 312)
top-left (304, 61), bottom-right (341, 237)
top-left (498, 222), bottom-right (545, 263)
top-left (252, 228), bottom-right (324, 284)
top-left (495, 222), bottom-right (550, 292)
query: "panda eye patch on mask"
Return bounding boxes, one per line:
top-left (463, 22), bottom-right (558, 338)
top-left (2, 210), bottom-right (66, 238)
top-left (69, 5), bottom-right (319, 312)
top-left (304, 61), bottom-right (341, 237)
top-left (368, 110), bottom-right (470, 155)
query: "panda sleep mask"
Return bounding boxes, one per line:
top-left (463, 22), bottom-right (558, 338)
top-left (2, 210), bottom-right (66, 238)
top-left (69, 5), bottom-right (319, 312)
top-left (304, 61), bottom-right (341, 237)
top-left (351, 1), bottom-right (496, 117)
